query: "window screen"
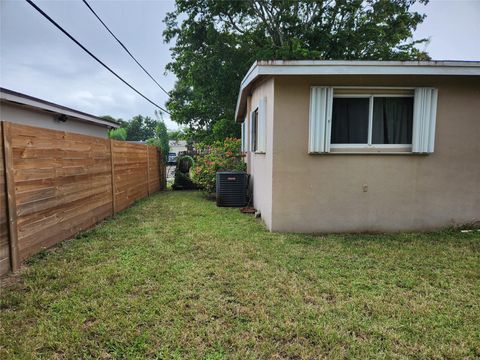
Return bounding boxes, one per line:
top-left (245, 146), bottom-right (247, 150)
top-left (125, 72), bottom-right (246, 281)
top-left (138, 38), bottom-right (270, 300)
top-left (372, 97), bottom-right (413, 144)
top-left (331, 98), bottom-right (369, 144)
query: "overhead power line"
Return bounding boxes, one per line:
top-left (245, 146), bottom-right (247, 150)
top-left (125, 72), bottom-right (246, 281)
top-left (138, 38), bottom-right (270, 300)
top-left (82, 0), bottom-right (170, 97)
top-left (25, 0), bottom-right (171, 115)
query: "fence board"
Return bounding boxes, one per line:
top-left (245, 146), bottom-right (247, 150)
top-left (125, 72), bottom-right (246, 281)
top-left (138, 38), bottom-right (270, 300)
top-left (112, 141), bottom-right (149, 213)
top-left (2, 122), bottom-right (20, 272)
top-left (8, 123), bottom-right (113, 261)
top-left (0, 121), bottom-right (165, 275)
top-left (109, 139), bottom-right (116, 214)
top-left (0, 123), bottom-right (11, 275)
top-left (147, 146), bottom-right (161, 194)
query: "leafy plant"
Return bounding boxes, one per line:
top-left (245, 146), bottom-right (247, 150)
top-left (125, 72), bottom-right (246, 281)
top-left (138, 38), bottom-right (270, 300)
top-left (101, 115), bottom-right (127, 127)
top-left (125, 115), bottom-right (159, 141)
top-left (104, 113), bottom-right (167, 144)
top-left (191, 138), bottom-right (246, 193)
top-left (108, 127), bottom-right (127, 141)
top-left (147, 120), bottom-right (170, 161)
top-left (164, 0), bottom-right (430, 142)
top-left (172, 155), bottom-right (196, 190)
top-left (168, 128), bottom-right (188, 141)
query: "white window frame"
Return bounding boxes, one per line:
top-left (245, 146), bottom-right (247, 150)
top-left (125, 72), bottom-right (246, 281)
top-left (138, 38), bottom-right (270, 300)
top-left (257, 97), bottom-right (267, 153)
top-left (241, 117), bottom-right (248, 152)
top-left (309, 86), bottom-right (437, 155)
top-left (330, 90), bottom-right (415, 152)
top-left (250, 98), bottom-right (267, 154)
top-left (250, 107), bottom-right (258, 152)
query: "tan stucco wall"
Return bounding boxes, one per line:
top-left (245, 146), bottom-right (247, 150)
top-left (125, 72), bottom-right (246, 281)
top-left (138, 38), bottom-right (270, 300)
top-left (266, 75), bottom-right (480, 232)
top-left (0, 102), bottom-right (109, 138)
top-left (244, 78), bottom-right (275, 229)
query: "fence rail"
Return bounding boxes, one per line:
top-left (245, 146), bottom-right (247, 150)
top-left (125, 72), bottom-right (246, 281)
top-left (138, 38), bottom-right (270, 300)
top-left (0, 121), bottom-right (165, 276)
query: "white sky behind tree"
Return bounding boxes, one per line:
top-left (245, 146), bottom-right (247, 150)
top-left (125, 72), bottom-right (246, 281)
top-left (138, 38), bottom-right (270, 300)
top-left (1, 0), bottom-right (479, 130)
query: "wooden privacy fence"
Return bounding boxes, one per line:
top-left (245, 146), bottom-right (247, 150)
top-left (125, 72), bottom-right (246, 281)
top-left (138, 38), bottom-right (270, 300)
top-left (0, 121), bottom-right (165, 276)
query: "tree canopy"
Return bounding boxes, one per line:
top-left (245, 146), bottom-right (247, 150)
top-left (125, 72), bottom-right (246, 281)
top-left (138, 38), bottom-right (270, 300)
top-left (102, 114), bottom-right (158, 141)
top-left (102, 114), bottom-right (170, 157)
top-left (167, 128), bottom-right (188, 141)
top-left (123, 115), bottom-right (158, 141)
top-left (147, 121), bottom-right (170, 160)
top-left (108, 127), bottom-right (127, 141)
top-left (163, 0), bottom-right (430, 142)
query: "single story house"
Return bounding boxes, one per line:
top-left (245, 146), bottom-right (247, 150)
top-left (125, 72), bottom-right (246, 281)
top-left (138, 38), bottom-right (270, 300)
top-left (0, 87), bottom-right (119, 137)
top-left (167, 140), bottom-right (188, 164)
top-left (235, 60), bottom-right (480, 233)
top-left (169, 140), bottom-right (188, 156)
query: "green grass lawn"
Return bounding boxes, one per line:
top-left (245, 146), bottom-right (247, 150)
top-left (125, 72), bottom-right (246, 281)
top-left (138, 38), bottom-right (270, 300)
top-left (1, 191), bottom-right (479, 359)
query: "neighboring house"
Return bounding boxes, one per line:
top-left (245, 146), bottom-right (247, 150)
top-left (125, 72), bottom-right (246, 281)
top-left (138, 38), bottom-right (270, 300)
top-left (0, 87), bottom-right (119, 137)
top-left (167, 140), bottom-right (187, 161)
top-left (169, 140), bottom-right (188, 155)
top-left (235, 60), bottom-right (480, 232)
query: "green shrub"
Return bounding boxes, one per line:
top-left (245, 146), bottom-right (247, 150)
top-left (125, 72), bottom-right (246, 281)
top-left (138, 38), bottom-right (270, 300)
top-left (172, 155), bottom-right (196, 190)
top-left (177, 155), bottom-right (194, 173)
top-left (191, 138), bottom-right (246, 193)
top-left (108, 127), bottom-right (127, 141)
top-left (146, 121), bottom-right (170, 161)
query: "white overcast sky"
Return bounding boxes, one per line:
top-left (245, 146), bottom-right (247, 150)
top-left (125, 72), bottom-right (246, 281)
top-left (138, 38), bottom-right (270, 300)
top-left (1, 0), bottom-right (479, 130)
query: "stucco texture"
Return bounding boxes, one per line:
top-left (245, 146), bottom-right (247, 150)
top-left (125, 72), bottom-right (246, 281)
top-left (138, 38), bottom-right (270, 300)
top-left (244, 78), bottom-right (275, 229)
top-left (248, 75), bottom-right (479, 232)
top-left (1, 102), bottom-right (109, 138)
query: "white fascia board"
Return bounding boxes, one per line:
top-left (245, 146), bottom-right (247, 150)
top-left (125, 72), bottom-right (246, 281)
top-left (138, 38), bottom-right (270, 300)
top-left (256, 63), bottom-right (480, 76)
top-left (255, 60), bottom-right (480, 72)
top-left (0, 92), bottom-right (119, 128)
top-left (235, 62), bottom-right (260, 122)
top-left (234, 60), bottom-right (480, 121)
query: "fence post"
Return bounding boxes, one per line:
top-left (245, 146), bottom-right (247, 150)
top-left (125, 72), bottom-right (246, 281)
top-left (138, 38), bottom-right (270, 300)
top-left (160, 149), bottom-right (165, 190)
top-left (2, 121), bottom-right (20, 271)
top-left (109, 139), bottom-right (116, 215)
top-left (146, 146), bottom-right (150, 196)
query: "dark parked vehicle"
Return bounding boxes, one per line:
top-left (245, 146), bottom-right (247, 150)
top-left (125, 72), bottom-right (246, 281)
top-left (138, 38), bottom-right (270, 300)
top-left (167, 152), bottom-right (177, 165)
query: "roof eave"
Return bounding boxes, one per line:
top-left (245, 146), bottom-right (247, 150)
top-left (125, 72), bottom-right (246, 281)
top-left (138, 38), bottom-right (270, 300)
top-left (234, 61), bottom-right (260, 122)
top-left (234, 60), bottom-right (480, 122)
top-left (0, 88), bottom-right (120, 128)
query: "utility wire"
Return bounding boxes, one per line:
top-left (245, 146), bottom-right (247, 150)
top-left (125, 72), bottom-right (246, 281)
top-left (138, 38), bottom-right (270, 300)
top-left (82, 0), bottom-right (170, 97)
top-left (25, 0), bottom-right (171, 115)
